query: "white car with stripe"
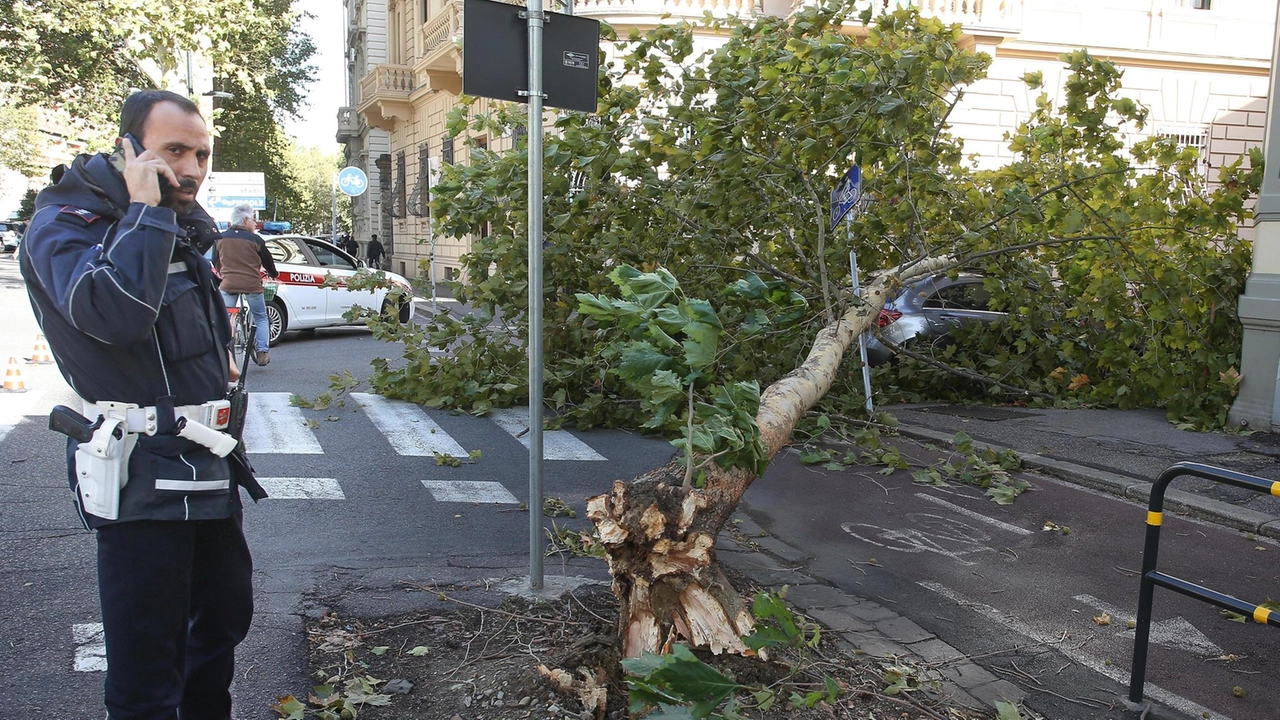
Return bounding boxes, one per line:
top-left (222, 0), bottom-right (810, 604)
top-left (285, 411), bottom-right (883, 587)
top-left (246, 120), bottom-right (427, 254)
top-left (260, 234), bottom-right (415, 345)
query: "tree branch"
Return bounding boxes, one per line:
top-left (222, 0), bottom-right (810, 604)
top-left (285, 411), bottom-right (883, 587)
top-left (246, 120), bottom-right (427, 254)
top-left (877, 338), bottom-right (1055, 401)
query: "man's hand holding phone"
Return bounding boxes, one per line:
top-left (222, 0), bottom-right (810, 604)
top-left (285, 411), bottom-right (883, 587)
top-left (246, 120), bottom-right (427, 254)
top-left (116, 135), bottom-right (179, 208)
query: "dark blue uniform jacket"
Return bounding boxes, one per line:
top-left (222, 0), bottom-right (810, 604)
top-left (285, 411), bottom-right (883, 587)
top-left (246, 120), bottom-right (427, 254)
top-left (20, 152), bottom-right (243, 528)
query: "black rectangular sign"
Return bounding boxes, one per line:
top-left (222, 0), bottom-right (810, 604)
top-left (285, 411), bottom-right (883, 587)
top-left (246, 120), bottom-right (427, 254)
top-left (462, 0), bottom-right (600, 113)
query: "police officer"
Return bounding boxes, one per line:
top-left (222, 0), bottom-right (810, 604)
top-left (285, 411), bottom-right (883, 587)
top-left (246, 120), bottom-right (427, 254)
top-left (19, 90), bottom-right (263, 720)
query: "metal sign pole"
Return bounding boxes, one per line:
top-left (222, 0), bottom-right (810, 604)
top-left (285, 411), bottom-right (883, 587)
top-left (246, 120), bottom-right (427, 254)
top-left (526, 0), bottom-right (547, 592)
top-left (849, 230), bottom-right (873, 415)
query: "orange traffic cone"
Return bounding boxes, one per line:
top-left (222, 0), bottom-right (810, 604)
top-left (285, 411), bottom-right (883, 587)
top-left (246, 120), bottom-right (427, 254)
top-left (27, 334), bottom-right (53, 365)
top-left (2, 357), bottom-right (27, 392)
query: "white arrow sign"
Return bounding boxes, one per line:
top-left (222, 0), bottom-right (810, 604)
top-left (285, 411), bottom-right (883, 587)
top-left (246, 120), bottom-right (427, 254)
top-left (1074, 594), bottom-right (1222, 656)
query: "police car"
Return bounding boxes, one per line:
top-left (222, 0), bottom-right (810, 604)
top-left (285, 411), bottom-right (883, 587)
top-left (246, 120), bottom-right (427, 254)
top-left (260, 234), bottom-right (415, 346)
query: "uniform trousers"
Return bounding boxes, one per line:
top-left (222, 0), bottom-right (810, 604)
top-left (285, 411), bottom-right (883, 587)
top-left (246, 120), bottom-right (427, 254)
top-left (97, 513), bottom-right (253, 720)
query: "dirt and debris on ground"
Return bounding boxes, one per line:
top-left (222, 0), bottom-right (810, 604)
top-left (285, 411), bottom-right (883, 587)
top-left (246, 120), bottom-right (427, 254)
top-left (286, 572), bottom-right (1000, 720)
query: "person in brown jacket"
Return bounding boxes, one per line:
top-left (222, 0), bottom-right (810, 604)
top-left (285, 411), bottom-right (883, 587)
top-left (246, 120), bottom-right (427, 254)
top-left (214, 203), bottom-right (279, 365)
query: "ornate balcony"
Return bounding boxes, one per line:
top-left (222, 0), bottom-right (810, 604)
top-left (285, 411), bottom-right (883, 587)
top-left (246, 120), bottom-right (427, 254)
top-left (336, 106), bottom-right (360, 144)
top-left (572, 0), bottom-right (763, 21)
top-left (417, 1), bottom-right (464, 94)
top-left (357, 65), bottom-right (417, 131)
top-left (847, 0), bottom-right (1023, 36)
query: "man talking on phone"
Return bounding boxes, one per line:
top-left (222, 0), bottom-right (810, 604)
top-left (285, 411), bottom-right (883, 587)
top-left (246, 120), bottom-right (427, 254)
top-left (19, 89), bottom-right (263, 720)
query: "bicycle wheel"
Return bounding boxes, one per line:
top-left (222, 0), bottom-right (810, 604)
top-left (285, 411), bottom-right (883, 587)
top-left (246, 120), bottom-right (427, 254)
top-left (230, 301), bottom-right (251, 366)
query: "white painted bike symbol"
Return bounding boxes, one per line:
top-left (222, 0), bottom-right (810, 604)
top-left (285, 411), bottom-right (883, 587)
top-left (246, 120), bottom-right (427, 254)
top-left (339, 174), bottom-right (366, 192)
top-left (842, 513), bottom-right (995, 566)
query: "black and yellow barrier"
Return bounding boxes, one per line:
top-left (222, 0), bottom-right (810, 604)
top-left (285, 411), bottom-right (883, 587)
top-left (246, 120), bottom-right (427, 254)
top-left (1129, 462), bottom-right (1280, 703)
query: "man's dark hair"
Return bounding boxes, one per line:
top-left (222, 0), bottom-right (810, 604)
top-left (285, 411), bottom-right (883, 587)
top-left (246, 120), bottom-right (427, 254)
top-left (119, 90), bottom-right (202, 141)
top-left (371, 234), bottom-right (378, 240)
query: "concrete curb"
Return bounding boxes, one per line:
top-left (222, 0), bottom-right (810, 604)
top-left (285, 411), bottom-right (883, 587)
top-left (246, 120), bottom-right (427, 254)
top-left (719, 514), bottom-right (1025, 714)
top-left (895, 425), bottom-right (1280, 540)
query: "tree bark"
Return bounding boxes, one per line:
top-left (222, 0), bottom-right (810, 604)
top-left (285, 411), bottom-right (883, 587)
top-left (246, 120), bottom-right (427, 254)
top-left (589, 256), bottom-right (953, 657)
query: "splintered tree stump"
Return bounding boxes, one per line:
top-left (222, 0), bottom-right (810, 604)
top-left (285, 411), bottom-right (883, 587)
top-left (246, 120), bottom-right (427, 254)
top-left (587, 256), bottom-right (952, 658)
top-left (586, 461), bottom-right (755, 658)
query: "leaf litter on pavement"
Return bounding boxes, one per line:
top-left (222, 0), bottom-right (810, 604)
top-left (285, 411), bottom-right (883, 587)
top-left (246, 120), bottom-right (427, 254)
top-left (282, 576), bottom-right (1020, 720)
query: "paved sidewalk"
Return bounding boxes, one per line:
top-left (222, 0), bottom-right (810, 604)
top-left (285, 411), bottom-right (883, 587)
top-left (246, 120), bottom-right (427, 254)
top-left (884, 403), bottom-right (1280, 539)
top-left (716, 516), bottom-right (1027, 715)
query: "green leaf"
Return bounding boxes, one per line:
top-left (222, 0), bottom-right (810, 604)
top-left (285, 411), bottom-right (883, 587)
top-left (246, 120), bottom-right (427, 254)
top-left (348, 692), bottom-right (393, 707)
top-left (270, 695), bottom-right (306, 720)
top-left (682, 321), bottom-right (720, 369)
top-left (577, 292), bottom-right (619, 318)
top-left (995, 700), bottom-right (1025, 720)
top-left (408, 646), bottom-right (429, 656)
top-left (370, 646), bottom-right (389, 655)
top-left (619, 342), bottom-right (674, 383)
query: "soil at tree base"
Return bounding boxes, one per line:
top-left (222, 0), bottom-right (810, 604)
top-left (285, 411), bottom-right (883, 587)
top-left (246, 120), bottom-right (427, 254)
top-left (294, 570), bottom-right (996, 720)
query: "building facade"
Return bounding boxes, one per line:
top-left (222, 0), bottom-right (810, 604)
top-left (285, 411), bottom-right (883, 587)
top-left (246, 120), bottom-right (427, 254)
top-left (341, 0), bottom-right (396, 264)
top-left (342, 0), bottom-right (1276, 282)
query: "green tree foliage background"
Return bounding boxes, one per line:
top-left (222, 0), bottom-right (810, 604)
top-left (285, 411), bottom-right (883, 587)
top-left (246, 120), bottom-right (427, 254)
top-left (371, 3), bottom-right (1258, 431)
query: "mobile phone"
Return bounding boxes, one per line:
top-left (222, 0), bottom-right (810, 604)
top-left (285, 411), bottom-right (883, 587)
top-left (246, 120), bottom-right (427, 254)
top-left (107, 133), bottom-right (146, 175)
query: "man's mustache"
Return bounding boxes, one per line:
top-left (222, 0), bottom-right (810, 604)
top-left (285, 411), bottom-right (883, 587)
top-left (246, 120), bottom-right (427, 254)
top-left (172, 178), bottom-right (199, 191)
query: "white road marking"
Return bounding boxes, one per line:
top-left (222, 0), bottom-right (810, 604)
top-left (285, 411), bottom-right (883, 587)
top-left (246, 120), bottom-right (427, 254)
top-left (1073, 594), bottom-right (1223, 655)
top-left (489, 408), bottom-right (606, 461)
top-left (351, 393), bottom-right (467, 457)
top-left (422, 480), bottom-right (518, 504)
top-left (244, 392), bottom-right (322, 454)
top-left (257, 477), bottom-right (345, 500)
top-left (72, 623), bottom-right (106, 672)
top-left (918, 581), bottom-right (1233, 720)
top-left (842, 513), bottom-right (996, 566)
top-left (914, 493), bottom-right (1033, 536)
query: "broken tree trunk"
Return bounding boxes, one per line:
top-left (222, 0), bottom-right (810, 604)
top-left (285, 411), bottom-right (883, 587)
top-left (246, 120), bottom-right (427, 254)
top-left (588, 256), bottom-right (953, 657)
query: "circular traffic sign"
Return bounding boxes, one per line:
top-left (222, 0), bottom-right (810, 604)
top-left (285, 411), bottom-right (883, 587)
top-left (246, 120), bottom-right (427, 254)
top-left (337, 166), bottom-right (369, 197)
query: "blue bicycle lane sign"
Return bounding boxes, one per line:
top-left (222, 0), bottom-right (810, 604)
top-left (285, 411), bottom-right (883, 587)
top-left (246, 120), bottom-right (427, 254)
top-left (337, 166), bottom-right (369, 196)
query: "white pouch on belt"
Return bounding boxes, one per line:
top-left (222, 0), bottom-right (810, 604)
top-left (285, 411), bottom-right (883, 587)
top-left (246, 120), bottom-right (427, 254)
top-left (74, 417), bottom-right (138, 520)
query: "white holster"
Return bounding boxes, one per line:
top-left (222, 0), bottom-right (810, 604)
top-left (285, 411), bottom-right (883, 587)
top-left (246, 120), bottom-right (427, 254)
top-left (74, 417), bottom-right (137, 520)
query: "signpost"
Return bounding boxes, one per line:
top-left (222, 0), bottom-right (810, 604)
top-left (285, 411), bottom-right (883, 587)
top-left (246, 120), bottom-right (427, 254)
top-left (334, 166), bottom-right (369, 244)
top-left (197, 171), bottom-right (266, 226)
top-left (462, 0), bottom-right (600, 591)
top-left (830, 164), bottom-right (862, 232)
top-left (831, 163), bottom-right (874, 415)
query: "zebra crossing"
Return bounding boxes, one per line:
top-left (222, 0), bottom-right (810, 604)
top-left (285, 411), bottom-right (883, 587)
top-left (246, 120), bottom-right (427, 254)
top-left (1, 387), bottom-right (617, 508)
top-left (3, 386), bottom-right (636, 675)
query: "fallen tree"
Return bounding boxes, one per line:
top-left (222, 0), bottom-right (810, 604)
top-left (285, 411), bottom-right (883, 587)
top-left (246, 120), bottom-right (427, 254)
top-left (355, 3), bottom-right (1262, 656)
top-left (585, 255), bottom-right (951, 656)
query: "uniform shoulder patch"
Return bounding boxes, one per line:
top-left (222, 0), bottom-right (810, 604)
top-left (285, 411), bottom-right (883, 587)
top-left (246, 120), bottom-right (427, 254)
top-left (57, 206), bottom-right (102, 226)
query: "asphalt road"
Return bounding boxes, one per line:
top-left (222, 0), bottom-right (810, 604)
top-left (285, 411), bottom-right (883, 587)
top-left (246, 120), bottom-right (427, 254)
top-left (743, 446), bottom-right (1280, 720)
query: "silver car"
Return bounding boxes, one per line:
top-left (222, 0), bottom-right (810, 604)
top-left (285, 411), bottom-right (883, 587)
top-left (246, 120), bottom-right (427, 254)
top-left (865, 273), bottom-right (1004, 367)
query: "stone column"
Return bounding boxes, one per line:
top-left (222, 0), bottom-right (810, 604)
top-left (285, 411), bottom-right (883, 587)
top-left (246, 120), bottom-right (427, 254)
top-left (1230, 15), bottom-right (1280, 430)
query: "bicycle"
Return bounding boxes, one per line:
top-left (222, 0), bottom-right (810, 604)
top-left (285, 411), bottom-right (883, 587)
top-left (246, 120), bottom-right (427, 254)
top-left (226, 295), bottom-right (256, 372)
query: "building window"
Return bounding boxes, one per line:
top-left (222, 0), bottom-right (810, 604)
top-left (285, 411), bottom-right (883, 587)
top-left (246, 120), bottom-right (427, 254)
top-left (1159, 128), bottom-right (1209, 167)
top-left (441, 135), bottom-right (454, 164)
top-left (408, 143), bottom-right (430, 217)
top-left (1191, 0), bottom-right (1211, 8)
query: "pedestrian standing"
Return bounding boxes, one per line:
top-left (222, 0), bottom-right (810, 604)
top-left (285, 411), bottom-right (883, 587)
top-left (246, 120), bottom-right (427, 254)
top-left (19, 89), bottom-right (265, 720)
top-left (343, 234), bottom-right (359, 257)
top-left (214, 203), bottom-right (279, 366)
top-left (367, 233), bottom-right (385, 269)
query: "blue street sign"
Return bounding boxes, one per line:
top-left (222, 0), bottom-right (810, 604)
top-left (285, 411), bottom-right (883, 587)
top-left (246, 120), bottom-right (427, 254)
top-left (337, 166), bottom-right (369, 197)
top-left (830, 164), bottom-right (862, 231)
top-left (205, 195), bottom-right (267, 210)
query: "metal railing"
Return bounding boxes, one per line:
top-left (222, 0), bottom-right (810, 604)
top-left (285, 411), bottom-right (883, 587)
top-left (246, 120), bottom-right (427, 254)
top-left (1128, 462), bottom-right (1280, 703)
